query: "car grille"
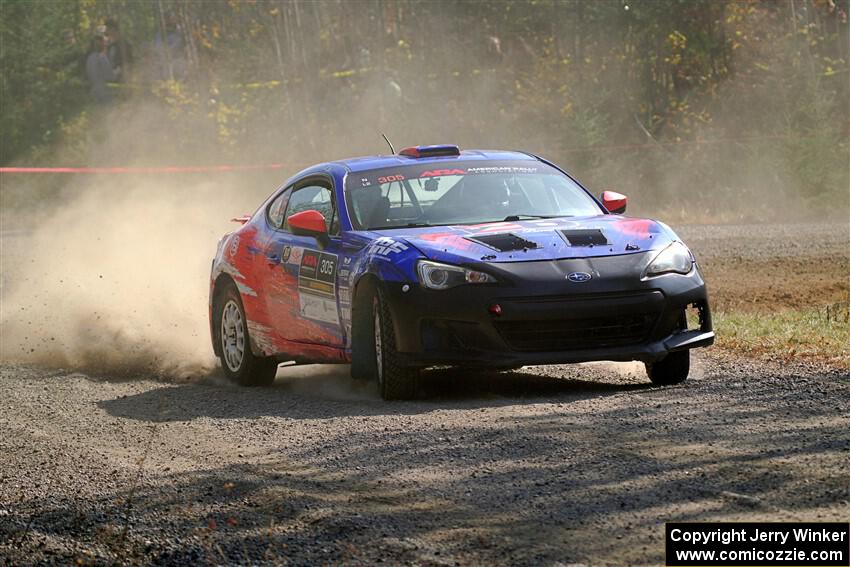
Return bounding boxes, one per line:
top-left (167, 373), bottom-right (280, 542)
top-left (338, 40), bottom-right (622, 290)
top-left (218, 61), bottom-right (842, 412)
top-left (495, 313), bottom-right (658, 352)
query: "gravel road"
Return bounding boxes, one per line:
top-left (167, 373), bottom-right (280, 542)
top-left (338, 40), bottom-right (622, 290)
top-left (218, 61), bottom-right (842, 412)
top-left (1, 356), bottom-right (848, 566)
top-left (1, 222), bottom-right (848, 565)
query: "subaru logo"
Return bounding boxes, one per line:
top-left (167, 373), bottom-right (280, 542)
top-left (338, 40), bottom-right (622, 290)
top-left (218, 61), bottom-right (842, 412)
top-left (567, 271), bottom-right (592, 282)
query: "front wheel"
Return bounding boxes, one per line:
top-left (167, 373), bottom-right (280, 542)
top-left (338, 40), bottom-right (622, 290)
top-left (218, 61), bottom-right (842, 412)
top-left (373, 291), bottom-right (417, 400)
top-left (350, 284), bottom-right (416, 400)
top-left (217, 285), bottom-right (278, 387)
top-left (645, 349), bottom-right (690, 385)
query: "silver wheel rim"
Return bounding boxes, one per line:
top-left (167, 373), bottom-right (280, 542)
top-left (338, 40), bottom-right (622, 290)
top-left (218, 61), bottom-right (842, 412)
top-left (374, 299), bottom-right (383, 384)
top-left (221, 299), bottom-right (245, 372)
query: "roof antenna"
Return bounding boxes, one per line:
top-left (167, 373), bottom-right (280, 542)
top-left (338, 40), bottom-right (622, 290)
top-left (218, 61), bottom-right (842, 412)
top-left (381, 132), bottom-right (395, 154)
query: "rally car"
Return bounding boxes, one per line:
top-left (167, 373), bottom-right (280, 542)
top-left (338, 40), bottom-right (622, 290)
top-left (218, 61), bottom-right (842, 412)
top-left (209, 145), bottom-right (714, 399)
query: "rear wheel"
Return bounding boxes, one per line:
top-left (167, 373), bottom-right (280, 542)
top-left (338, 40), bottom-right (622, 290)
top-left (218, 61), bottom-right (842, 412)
top-left (217, 285), bottom-right (277, 387)
top-left (645, 350), bottom-right (689, 385)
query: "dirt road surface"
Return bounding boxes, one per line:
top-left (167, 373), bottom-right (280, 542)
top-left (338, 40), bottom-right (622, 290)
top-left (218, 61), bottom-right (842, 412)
top-left (1, 223), bottom-right (848, 565)
top-left (1, 357), bottom-right (848, 566)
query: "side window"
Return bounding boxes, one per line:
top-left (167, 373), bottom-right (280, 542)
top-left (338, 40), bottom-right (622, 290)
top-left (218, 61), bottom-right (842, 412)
top-left (266, 187), bottom-right (292, 229)
top-left (283, 183), bottom-right (338, 235)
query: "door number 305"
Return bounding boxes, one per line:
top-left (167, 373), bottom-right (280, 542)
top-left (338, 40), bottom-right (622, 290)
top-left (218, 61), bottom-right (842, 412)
top-left (319, 259), bottom-right (335, 275)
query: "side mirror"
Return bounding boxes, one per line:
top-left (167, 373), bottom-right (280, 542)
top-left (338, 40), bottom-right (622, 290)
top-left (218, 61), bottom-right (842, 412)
top-left (601, 190), bottom-right (627, 214)
top-left (287, 209), bottom-right (328, 242)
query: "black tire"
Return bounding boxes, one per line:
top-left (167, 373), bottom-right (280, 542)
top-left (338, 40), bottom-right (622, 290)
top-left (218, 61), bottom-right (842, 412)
top-left (216, 284), bottom-right (278, 387)
top-left (645, 349), bottom-right (690, 385)
top-left (350, 283), bottom-right (416, 399)
top-left (374, 289), bottom-right (417, 399)
top-left (350, 281), bottom-right (375, 382)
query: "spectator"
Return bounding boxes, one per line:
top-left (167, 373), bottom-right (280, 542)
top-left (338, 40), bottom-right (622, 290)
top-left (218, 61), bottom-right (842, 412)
top-left (154, 13), bottom-right (186, 80)
top-left (86, 31), bottom-right (114, 104)
top-left (105, 17), bottom-right (133, 82)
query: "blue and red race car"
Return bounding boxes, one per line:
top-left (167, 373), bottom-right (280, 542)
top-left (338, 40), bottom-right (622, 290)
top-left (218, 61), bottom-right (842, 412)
top-left (209, 145), bottom-right (714, 399)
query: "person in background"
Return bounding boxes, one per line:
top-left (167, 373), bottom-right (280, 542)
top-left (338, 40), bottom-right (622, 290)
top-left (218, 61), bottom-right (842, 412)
top-left (85, 29), bottom-right (115, 104)
top-left (105, 18), bottom-right (133, 82)
top-left (154, 13), bottom-right (186, 80)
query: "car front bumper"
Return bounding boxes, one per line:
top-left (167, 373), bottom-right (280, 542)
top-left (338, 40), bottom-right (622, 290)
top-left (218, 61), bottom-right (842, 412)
top-left (380, 252), bottom-right (714, 367)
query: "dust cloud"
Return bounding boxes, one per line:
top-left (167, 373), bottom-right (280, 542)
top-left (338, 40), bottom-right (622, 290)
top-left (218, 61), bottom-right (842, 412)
top-left (0, 175), bottom-right (245, 379)
top-left (0, 52), bottom-right (523, 380)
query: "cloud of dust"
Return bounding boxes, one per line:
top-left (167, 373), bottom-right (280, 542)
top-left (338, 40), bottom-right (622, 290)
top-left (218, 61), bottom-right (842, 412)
top-left (275, 363), bottom-right (377, 401)
top-left (0, 44), bottom-right (531, 381)
top-left (0, 175), bottom-right (248, 379)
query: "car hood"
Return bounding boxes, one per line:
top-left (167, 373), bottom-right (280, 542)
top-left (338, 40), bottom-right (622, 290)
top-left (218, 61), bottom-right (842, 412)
top-left (375, 215), bottom-right (677, 265)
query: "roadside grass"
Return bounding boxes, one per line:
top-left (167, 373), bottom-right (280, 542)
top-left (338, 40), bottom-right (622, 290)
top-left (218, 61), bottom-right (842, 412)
top-left (714, 302), bottom-right (850, 370)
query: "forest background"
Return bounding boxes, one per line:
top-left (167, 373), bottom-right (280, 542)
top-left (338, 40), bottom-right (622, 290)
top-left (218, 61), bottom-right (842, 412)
top-left (1, 0), bottom-right (848, 220)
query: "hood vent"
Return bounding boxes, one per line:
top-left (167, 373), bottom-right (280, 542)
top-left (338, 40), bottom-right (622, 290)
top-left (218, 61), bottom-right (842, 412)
top-left (466, 233), bottom-right (539, 252)
top-left (560, 229), bottom-right (609, 246)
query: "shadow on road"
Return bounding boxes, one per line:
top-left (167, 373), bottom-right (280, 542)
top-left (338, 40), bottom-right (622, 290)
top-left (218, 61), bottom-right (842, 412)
top-left (16, 378), bottom-right (850, 565)
top-left (6, 356), bottom-right (849, 565)
top-left (98, 363), bottom-right (653, 422)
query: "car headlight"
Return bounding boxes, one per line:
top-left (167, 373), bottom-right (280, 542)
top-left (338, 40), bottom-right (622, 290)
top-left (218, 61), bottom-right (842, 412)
top-left (416, 260), bottom-right (497, 290)
top-left (645, 241), bottom-right (694, 277)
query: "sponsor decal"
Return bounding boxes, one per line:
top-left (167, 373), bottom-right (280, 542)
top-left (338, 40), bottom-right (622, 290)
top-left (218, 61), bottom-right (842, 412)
top-left (466, 166), bottom-right (538, 174)
top-left (299, 293), bottom-right (339, 325)
top-left (298, 249), bottom-right (339, 325)
top-left (338, 285), bottom-right (351, 303)
top-left (615, 218), bottom-right (658, 238)
top-left (420, 168), bottom-right (466, 177)
top-left (369, 236), bottom-right (409, 256)
top-left (281, 245), bottom-right (291, 263)
top-left (413, 231), bottom-right (479, 252)
top-left (354, 161), bottom-right (546, 187)
top-left (299, 250), bottom-right (336, 294)
top-left (288, 246), bottom-right (304, 265)
top-left (228, 234), bottom-right (240, 258)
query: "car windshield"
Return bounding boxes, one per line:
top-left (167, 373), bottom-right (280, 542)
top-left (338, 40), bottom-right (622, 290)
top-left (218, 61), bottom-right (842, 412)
top-left (346, 160), bottom-right (601, 230)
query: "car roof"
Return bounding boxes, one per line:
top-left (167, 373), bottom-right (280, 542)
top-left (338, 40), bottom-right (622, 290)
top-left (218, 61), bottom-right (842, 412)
top-left (329, 149), bottom-right (538, 173)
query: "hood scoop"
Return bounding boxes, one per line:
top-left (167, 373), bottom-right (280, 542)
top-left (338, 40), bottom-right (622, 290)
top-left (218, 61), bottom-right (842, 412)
top-left (466, 233), bottom-right (539, 252)
top-left (560, 229), bottom-right (609, 246)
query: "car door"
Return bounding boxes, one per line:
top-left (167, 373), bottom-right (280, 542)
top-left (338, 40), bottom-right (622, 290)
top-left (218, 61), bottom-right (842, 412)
top-left (260, 176), bottom-right (345, 348)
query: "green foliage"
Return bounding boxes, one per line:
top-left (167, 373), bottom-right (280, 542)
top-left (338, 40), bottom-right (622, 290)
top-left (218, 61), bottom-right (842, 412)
top-left (0, 0), bottom-right (88, 163)
top-left (715, 305), bottom-right (850, 369)
top-left (1, 0), bottom-right (847, 217)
